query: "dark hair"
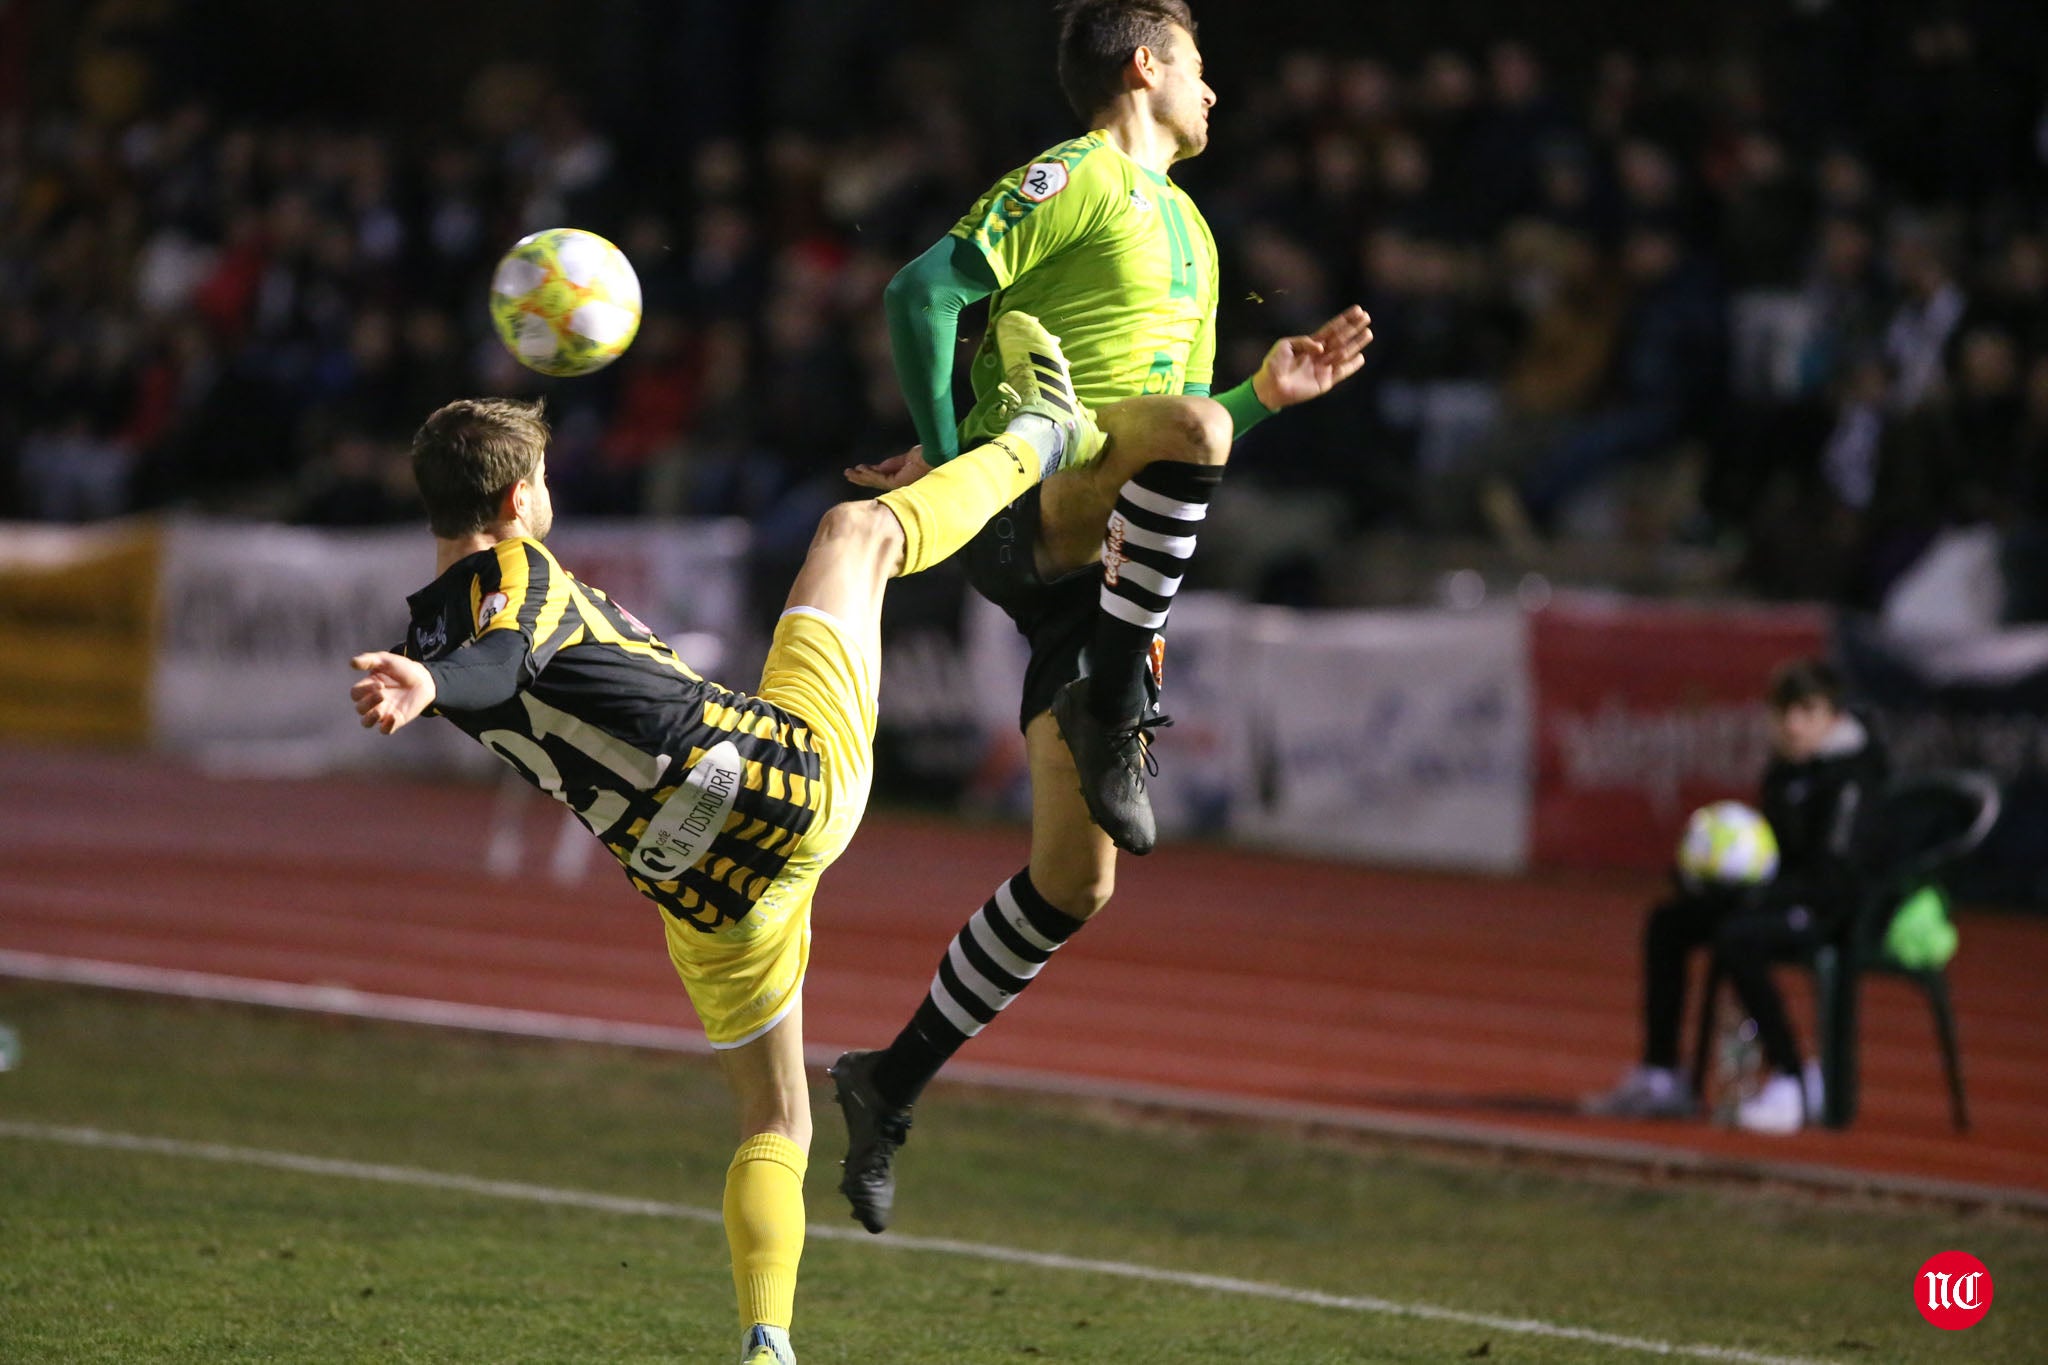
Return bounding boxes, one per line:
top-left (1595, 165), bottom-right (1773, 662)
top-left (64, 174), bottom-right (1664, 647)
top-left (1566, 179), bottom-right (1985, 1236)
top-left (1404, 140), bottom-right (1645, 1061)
top-left (1768, 657), bottom-right (1844, 712)
top-left (1055, 0), bottom-right (1197, 123)
top-left (410, 397), bottom-right (549, 539)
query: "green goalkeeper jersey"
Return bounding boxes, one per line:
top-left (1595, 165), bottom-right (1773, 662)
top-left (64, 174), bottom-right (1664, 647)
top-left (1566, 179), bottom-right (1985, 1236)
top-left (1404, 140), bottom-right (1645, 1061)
top-left (950, 131), bottom-right (1220, 445)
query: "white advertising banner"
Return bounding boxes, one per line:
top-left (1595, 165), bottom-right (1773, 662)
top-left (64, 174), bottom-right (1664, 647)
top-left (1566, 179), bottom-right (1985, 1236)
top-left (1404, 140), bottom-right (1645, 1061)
top-left (143, 518), bottom-right (1530, 869)
top-left (955, 591), bottom-right (1254, 834)
top-left (153, 520), bottom-right (442, 772)
top-left (1231, 606), bottom-right (1532, 871)
top-left (957, 594), bottom-right (1530, 871)
top-left (1142, 592), bottom-right (1256, 839)
top-left (151, 518), bottom-right (749, 773)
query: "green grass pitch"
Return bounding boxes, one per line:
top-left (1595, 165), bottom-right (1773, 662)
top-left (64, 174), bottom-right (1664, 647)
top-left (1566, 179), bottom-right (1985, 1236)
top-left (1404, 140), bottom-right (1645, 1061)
top-left (0, 983), bottom-right (2038, 1363)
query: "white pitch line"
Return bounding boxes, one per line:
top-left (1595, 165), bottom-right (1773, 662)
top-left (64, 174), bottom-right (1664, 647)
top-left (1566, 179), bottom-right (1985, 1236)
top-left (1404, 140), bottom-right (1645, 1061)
top-left (0, 949), bottom-right (718, 1055)
top-left (8, 950), bottom-right (2042, 1218)
top-left (0, 1120), bottom-right (1828, 1365)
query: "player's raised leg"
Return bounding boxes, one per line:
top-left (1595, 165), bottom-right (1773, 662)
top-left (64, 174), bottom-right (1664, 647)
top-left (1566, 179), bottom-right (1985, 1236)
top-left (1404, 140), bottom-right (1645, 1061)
top-left (781, 310), bottom-right (1105, 661)
top-left (1042, 392), bottom-right (1234, 854)
top-left (711, 329), bottom-right (1099, 1357)
top-left (1036, 394), bottom-right (1233, 578)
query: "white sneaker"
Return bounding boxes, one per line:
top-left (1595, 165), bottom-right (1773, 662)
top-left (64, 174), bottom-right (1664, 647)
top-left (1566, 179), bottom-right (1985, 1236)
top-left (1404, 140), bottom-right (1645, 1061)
top-left (1584, 1064), bottom-right (1695, 1119)
top-left (742, 1324), bottom-right (795, 1365)
top-left (1735, 1073), bottom-right (1805, 1134)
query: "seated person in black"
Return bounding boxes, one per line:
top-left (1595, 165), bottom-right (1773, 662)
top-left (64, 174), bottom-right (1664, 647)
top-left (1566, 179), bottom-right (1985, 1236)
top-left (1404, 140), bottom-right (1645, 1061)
top-left (1589, 658), bottom-right (1887, 1133)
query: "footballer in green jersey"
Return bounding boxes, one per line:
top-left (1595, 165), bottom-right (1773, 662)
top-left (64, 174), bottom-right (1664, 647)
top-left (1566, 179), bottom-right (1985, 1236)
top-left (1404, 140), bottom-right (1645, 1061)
top-left (833, 0), bottom-right (1372, 1236)
top-left (951, 127), bottom-right (1222, 442)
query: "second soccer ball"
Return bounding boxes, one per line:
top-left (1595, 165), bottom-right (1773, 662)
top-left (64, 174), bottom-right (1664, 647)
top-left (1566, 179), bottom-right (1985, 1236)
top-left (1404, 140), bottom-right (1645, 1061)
top-left (1677, 800), bottom-right (1780, 888)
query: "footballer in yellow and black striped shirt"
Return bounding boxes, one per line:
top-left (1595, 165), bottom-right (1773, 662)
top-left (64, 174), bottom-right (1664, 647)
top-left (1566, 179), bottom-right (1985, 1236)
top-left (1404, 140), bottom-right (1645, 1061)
top-left (349, 369), bottom-right (1099, 1364)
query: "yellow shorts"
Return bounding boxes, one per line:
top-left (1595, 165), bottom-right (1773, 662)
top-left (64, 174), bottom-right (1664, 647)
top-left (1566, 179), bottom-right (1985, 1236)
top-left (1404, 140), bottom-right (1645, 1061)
top-left (662, 606), bottom-right (877, 1048)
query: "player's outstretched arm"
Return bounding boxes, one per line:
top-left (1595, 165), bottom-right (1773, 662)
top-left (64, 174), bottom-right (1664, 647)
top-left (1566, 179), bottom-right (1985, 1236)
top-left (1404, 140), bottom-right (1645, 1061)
top-left (350, 651), bottom-right (437, 735)
top-left (883, 238), bottom-right (997, 465)
top-left (1251, 305), bottom-right (1374, 410)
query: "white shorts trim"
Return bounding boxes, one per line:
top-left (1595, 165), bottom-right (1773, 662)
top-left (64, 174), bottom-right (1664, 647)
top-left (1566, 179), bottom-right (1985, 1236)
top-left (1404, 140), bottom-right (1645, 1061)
top-left (776, 604), bottom-right (878, 704)
top-left (779, 603), bottom-right (856, 634)
top-left (706, 990), bottom-right (800, 1051)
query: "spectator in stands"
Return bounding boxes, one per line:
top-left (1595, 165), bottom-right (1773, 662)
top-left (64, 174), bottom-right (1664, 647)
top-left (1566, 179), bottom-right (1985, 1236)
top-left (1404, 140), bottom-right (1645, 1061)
top-left (1883, 219), bottom-right (1968, 414)
top-left (1589, 658), bottom-right (1888, 1134)
top-left (1800, 215), bottom-right (1888, 398)
top-left (1717, 131), bottom-right (1812, 291)
top-left (292, 430), bottom-right (414, 527)
top-left (2001, 355), bottom-right (2048, 622)
top-left (8, 0), bottom-right (2048, 624)
top-left (1502, 223), bottom-right (1726, 535)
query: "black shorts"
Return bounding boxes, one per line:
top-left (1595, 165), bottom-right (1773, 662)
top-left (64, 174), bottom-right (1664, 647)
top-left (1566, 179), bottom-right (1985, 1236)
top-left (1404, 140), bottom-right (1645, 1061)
top-left (963, 483), bottom-right (1099, 732)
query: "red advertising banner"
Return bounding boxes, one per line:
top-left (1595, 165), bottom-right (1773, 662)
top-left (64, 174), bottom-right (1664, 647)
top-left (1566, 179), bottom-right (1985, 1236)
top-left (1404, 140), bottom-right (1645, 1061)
top-left (1530, 593), bottom-right (1828, 869)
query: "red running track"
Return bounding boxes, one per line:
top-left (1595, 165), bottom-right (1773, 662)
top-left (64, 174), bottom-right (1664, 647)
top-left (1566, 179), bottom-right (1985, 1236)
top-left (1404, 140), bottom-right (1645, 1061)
top-left (3, 743), bottom-right (2043, 1203)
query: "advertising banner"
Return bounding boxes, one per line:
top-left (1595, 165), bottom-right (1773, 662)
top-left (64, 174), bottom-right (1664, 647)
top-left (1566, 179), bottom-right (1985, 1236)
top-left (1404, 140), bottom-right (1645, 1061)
top-left (0, 522), bottom-right (161, 746)
top-left (870, 562), bottom-right (992, 806)
top-left (1530, 593), bottom-right (1827, 869)
top-left (951, 597), bottom-right (1529, 869)
top-left (151, 518), bottom-right (748, 773)
top-left (1142, 593), bottom-right (1258, 840)
top-left (1231, 606), bottom-right (1531, 870)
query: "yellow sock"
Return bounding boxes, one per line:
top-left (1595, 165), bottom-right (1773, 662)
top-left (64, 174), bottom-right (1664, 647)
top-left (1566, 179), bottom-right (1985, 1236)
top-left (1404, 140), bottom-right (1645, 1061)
top-left (878, 433), bottom-right (1039, 576)
top-left (724, 1131), bottom-right (808, 1332)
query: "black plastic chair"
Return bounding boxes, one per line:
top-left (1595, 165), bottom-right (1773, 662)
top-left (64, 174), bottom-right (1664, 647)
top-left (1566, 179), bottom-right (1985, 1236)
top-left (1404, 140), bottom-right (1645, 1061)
top-left (1689, 770), bottom-right (1999, 1131)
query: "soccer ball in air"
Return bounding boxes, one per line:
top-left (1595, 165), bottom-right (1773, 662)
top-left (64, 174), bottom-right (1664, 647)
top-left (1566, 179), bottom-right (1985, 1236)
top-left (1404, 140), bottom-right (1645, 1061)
top-left (1677, 801), bottom-right (1780, 888)
top-left (489, 228), bottom-right (642, 376)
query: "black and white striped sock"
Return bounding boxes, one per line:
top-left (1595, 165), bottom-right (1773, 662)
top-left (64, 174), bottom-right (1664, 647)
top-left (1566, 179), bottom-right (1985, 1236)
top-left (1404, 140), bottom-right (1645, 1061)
top-left (871, 869), bottom-right (1083, 1108)
top-left (1088, 460), bottom-right (1222, 723)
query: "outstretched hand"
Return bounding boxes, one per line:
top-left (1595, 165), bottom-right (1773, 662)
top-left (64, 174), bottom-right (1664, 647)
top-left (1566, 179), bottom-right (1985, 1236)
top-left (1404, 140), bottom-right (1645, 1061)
top-left (844, 445), bottom-right (934, 491)
top-left (1251, 305), bottom-right (1374, 410)
top-left (350, 651), bottom-right (436, 735)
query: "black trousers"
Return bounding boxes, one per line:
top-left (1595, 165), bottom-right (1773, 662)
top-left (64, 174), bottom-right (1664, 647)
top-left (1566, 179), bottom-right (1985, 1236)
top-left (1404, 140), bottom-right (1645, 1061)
top-left (1642, 887), bottom-right (1820, 1077)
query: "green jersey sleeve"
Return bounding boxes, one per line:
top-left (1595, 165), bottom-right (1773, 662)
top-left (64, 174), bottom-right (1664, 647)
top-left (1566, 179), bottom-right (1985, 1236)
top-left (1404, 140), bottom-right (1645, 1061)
top-left (950, 136), bottom-right (1122, 289)
top-left (884, 237), bottom-right (997, 462)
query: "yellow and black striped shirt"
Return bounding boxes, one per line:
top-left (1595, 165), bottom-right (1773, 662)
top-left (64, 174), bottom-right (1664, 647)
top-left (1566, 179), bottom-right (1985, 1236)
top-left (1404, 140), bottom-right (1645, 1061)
top-left (403, 538), bottom-right (822, 933)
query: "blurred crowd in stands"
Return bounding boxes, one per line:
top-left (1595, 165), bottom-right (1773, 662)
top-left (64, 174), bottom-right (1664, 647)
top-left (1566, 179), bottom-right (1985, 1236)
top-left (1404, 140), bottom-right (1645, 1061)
top-left (5, 0), bottom-right (2048, 618)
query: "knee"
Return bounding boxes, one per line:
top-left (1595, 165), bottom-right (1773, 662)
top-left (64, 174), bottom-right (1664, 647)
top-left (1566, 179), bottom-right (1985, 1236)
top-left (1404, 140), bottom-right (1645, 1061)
top-left (815, 498), bottom-right (903, 570)
top-left (1122, 395), bottom-right (1231, 469)
top-left (1173, 395), bottom-right (1234, 467)
top-left (1711, 921), bottom-right (1778, 980)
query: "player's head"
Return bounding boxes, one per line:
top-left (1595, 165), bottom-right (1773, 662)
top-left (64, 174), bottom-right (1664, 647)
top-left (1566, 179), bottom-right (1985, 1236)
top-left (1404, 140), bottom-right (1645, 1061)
top-left (1056, 1), bottom-right (1213, 158)
top-left (411, 397), bottom-right (555, 542)
top-left (1766, 657), bottom-right (1845, 761)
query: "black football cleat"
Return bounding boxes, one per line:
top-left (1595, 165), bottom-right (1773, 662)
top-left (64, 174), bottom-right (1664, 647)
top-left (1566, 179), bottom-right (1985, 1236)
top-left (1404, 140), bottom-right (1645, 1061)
top-left (829, 1049), bottom-right (912, 1234)
top-left (1050, 677), bottom-right (1172, 856)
